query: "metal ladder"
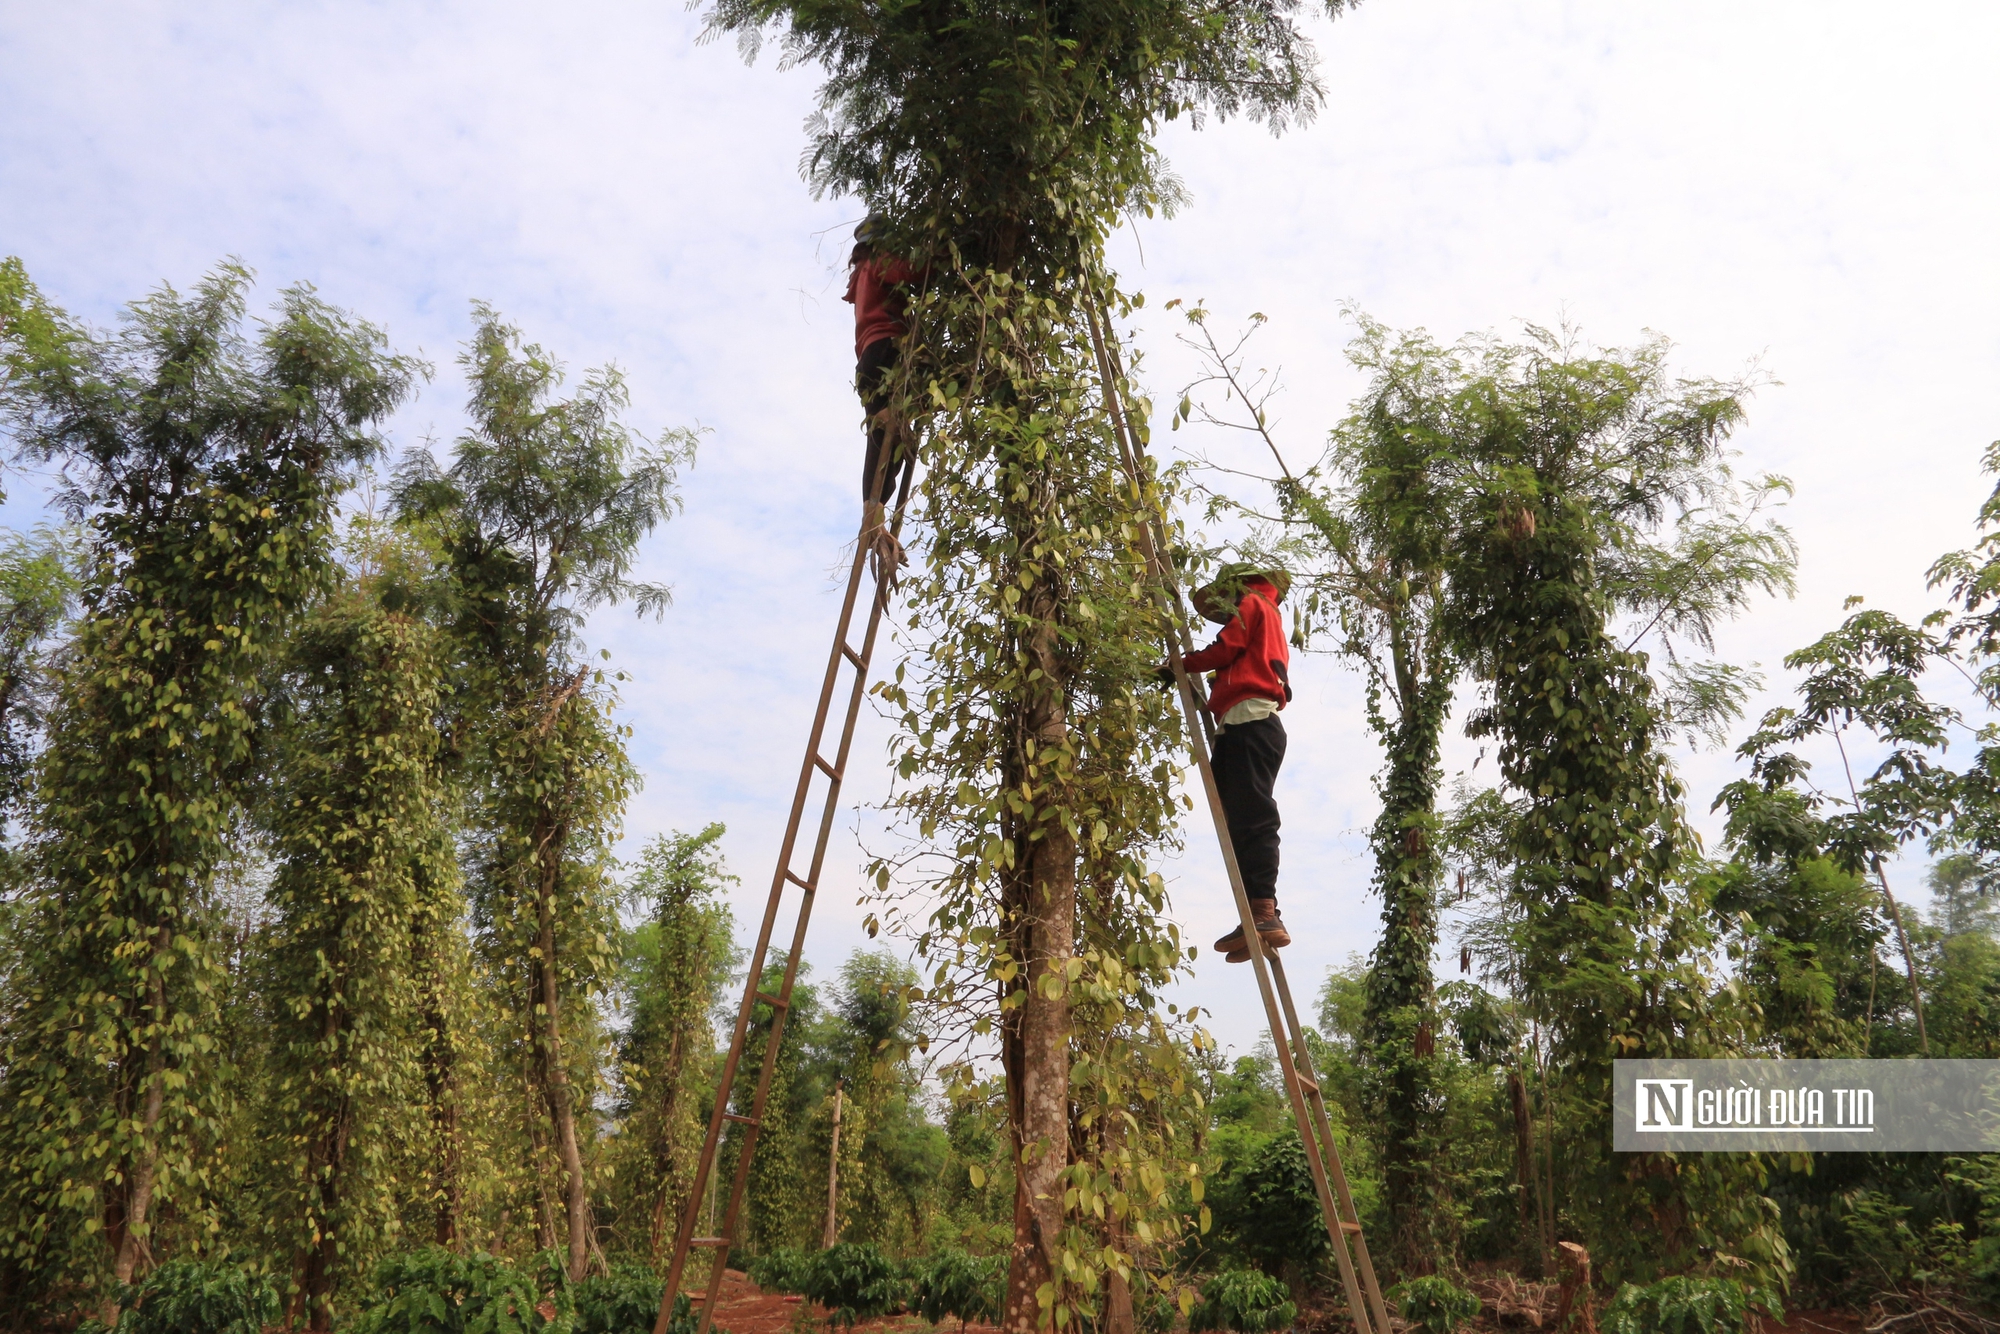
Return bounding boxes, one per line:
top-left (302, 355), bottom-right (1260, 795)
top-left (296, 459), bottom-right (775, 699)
top-left (1084, 302), bottom-right (1393, 1334)
top-left (653, 458), bottom-right (916, 1334)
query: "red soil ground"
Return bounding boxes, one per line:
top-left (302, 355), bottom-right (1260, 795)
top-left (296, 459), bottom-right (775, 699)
top-left (702, 1268), bottom-right (1003, 1334)
top-left (700, 1266), bottom-right (1873, 1334)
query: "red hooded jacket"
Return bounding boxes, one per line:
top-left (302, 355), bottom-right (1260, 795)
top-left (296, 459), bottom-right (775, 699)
top-left (1180, 578), bottom-right (1291, 718)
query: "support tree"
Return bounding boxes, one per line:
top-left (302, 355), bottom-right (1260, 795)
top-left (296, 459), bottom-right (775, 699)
top-left (0, 260), bottom-right (419, 1311)
top-left (393, 304), bottom-right (695, 1281)
top-left (1427, 323), bottom-right (1794, 1281)
top-left (695, 0), bottom-right (1341, 1326)
top-left (259, 589), bottom-right (455, 1328)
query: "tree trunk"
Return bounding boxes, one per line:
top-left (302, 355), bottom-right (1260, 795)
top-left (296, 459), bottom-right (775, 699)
top-left (1001, 563), bottom-right (1075, 1334)
top-left (301, 985), bottom-right (354, 1331)
top-left (111, 964), bottom-right (171, 1291)
top-left (415, 902), bottom-right (462, 1248)
top-left (1360, 666), bottom-right (1452, 1276)
top-left (648, 1029), bottom-right (685, 1263)
top-left (823, 1080), bottom-right (846, 1248)
top-left (1507, 1067), bottom-right (1543, 1279)
top-left (534, 874), bottom-right (593, 1281)
top-left (1100, 1116), bottom-right (1135, 1334)
top-left (526, 1056), bottom-right (559, 1252)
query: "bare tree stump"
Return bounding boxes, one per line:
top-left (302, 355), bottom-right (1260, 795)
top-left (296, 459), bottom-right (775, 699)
top-left (1551, 1243), bottom-right (1597, 1334)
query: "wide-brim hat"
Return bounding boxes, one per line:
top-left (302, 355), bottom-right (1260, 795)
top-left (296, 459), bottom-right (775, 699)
top-left (1191, 562), bottom-right (1291, 625)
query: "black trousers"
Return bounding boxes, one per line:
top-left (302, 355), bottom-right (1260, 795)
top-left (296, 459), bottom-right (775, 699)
top-left (1212, 714), bottom-right (1286, 905)
top-left (857, 337), bottom-right (901, 503)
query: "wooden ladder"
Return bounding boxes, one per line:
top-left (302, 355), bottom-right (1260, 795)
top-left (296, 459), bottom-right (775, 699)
top-left (1084, 302), bottom-right (1394, 1334)
top-left (652, 457), bottom-right (916, 1334)
top-left (655, 304), bottom-right (1392, 1334)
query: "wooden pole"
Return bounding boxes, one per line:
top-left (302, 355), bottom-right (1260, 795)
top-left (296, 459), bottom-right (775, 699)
top-left (822, 1079), bottom-right (845, 1249)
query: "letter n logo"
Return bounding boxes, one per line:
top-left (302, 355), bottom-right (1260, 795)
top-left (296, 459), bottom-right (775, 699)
top-left (1635, 1079), bottom-right (1693, 1131)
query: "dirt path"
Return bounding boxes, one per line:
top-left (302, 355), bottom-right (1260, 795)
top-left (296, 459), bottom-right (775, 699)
top-left (703, 1269), bottom-right (1003, 1334)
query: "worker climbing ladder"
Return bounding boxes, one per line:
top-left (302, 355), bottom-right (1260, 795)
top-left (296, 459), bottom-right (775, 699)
top-left (656, 305), bottom-right (1390, 1334)
top-left (1082, 302), bottom-right (1393, 1334)
top-left (652, 456), bottom-right (917, 1334)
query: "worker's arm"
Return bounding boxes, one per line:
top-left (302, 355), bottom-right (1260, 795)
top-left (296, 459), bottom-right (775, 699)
top-left (1179, 604), bottom-right (1254, 674)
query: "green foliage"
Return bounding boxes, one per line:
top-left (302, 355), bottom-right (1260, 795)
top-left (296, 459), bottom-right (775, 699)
top-left (1389, 1275), bottom-right (1481, 1334)
top-left (1235, 1133), bottom-right (1327, 1274)
top-left (909, 1248), bottom-right (1006, 1328)
top-left (699, 0), bottom-right (1344, 1317)
top-left (0, 525), bottom-right (78, 834)
top-left (352, 1248), bottom-right (565, 1334)
top-left (865, 260), bottom-right (1217, 1328)
top-left (0, 258), bottom-right (421, 1303)
top-left (1186, 1269), bottom-right (1296, 1334)
top-left (1928, 854), bottom-right (2000, 939)
top-left (392, 303), bottom-right (693, 1279)
top-left (103, 1259), bottom-right (281, 1334)
top-left (1410, 320), bottom-right (1792, 1283)
top-left (610, 826), bottom-right (737, 1262)
top-left (255, 590), bottom-right (456, 1319)
top-left (1602, 1277), bottom-right (1760, 1334)
top-left (747, 1247), bottom-right (818, 1296)
top-left (800, 1242), bottom-right (907, 1329)
top-left (703, 0), bottom-right (1336, 275)
top-left (572, 1262), bottom-right (672, 1334)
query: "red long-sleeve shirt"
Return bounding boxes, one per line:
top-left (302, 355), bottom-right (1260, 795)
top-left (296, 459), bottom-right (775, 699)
top-left (1180, 578), bottom-right (1291, 718)
top-left (844, 256), bottom-right (917, 358)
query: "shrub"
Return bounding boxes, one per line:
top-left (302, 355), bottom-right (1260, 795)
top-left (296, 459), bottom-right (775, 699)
top-left (1390, 1276), bottom-right (1481, 1334)
top-left (574, 1264), bottom-right (671, 1334)
top-left (1187, 1270), bottom-right (1297, 1334)
top-left (802, 1243), bottom-right (907, 1329)
top-left (101, 1260), bottom-right (281, 1334)
top-left (351, 1247), bottom-right (567, 1333)
top-left (1602, 1277), bottom-right (1756, 1334)
top-left (909, 1250), bottom-right (1005, 1329)
top-left (748, 1248), bottom-right (819, 1297)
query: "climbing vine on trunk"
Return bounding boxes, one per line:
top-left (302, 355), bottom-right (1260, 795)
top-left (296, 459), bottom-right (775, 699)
top-left (392, 303), bottom-right (694, 1282)
top-left (0, 259), bottom-right (419, 1311)
top-left (258, 591), bottom-right (455, 1329)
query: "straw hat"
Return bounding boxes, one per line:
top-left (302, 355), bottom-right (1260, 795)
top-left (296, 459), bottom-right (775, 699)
top-left (1191, 562), bottom-right (1292, 625)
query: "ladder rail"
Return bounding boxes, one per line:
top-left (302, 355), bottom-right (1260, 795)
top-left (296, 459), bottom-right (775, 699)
top-left (655, 458), bottom-right (916, 1334)
top-left (1271, 952), bottom-right (1395, 1334)
top-left (1085, 302), bottom-right (1391, 1334)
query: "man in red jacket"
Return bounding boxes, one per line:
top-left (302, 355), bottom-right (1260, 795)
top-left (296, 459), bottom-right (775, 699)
top-left (844, 214), bottom-right (919, 523)
top-left (1167, 565), bottom-right (1294, 963)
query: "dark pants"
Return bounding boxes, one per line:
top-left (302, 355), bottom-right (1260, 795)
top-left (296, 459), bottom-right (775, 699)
top-left (857, 337), bottom-right (901, 503)
top-left (1212, 714), bottom-right (1285, 905)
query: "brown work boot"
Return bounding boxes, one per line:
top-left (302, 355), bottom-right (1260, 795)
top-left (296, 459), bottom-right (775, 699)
top-left (1214, 900), bottom-right (1289, 963)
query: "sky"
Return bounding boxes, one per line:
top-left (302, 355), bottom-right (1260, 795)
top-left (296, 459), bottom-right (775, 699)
top-left (2, 1), bottom-right (1998, 1058)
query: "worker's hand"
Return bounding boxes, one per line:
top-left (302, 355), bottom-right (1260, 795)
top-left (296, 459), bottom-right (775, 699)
top-left (1151, 662), bottom-right (1179, 688)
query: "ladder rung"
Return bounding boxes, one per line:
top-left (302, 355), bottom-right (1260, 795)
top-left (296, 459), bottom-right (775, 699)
top-left (724, 1111), bottom-right (760, 1126)
top-left (1339, 1221), bottom-right (1363, 1233)
top-left (841, 642), bottom-right (865, 668)
top-left (755, 991), bottom-right (789, 1009)
top-left (784, 870), bottom-right (815, 892)
top-left (1295, 1079), bottom-right (1320, 1095)
top-left (691, 1236), bottom-right (730, 1248)
top-left (813, 753), bottom-right (842, 781)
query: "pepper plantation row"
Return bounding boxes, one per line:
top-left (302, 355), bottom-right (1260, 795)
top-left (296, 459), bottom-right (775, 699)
top-left (8, 248), bottom-right (2000, 1334)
